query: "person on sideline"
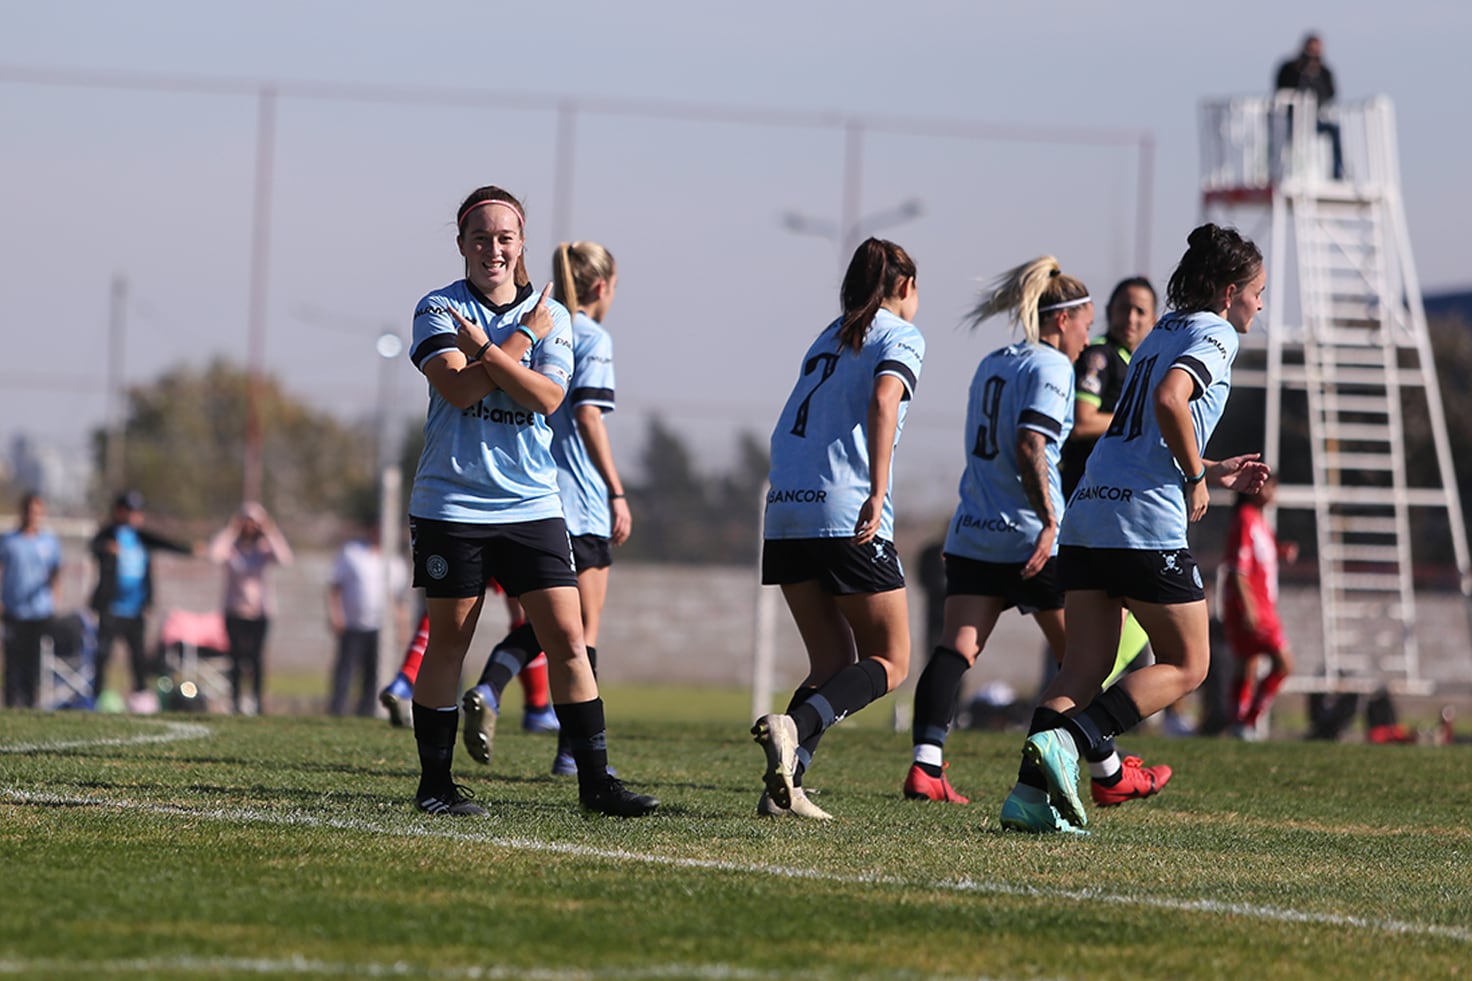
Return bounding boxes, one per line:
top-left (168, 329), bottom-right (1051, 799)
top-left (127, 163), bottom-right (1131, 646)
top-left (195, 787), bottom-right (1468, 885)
top-left (462, 240), bottom-right (633, 777)
top-left (1010, 223), bottom-right (1271, 834)
top-left (207, 501), bottom-right (292, 715)
top-left (751, 237), bottom-right (925, 821)
top-left (404, 184), bottom-right (655, 817)
top-left (89, 491), bottom-right (197, 703)
top-left (0, 492), bottom-right (62, 708)
top-left (327, 516), bottom-right (408, 717)
top-left (378, 582), bottom-right (557, 732)
top-left (1221, 474), bottom-right (1297, 738)
top-left (904, 258), bottom-right (1172, 817)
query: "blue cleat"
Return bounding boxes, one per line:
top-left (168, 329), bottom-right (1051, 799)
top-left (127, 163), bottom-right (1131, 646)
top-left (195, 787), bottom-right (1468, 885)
top-left (1023, 729), bottom-right (1087, 827)
top-left (999, 785), bottom-right (1088, 835)
top-left (461, 685), bottom-right (499, 766)
top-left (550, 750), bottom-right (616, 777)
top-left (522, 704), bottom-right (561, 733)
top-left (379, 675), bottom-right (414, 729)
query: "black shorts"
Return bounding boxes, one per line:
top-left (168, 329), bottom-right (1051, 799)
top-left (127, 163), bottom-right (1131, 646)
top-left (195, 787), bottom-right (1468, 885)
top-left (1058, 544), bottom-right (1205, 604)
top-left (571, 534), bottom-right (613, 572)
top-left (409, 516), bottom-right (578, 599)
top-left (761, 537), bottom-right (905, 595)
top-left (943, 554), bottom-right (1063, 614)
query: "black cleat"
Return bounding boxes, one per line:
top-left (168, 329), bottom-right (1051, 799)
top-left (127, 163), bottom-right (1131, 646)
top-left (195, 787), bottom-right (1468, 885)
top-left (414, 783), bottom-right (487, 817)
top-left (580, 775), bottom-right (659, 817)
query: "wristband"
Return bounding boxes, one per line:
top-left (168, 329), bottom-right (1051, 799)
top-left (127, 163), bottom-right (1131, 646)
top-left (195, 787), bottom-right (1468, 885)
top-left (514, 324), bottom-right (538, 345)
top-left (471, 340), bottom-right (491, 362)
top-left (1184, 466), bottom-right (1207, 485)
top-left (608, 492), bottom-right (625, 500)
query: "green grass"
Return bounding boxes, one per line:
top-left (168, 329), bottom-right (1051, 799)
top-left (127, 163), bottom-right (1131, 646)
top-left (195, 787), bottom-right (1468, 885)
top-left (3, 699), bottom-right (1470, 980)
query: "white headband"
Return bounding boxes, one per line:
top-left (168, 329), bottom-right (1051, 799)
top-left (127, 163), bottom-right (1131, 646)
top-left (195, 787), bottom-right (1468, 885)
top-left (1038, 295), bottom-right (1093, 313)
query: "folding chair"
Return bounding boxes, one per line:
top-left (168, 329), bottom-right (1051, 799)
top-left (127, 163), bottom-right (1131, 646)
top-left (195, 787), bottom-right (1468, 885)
top-left (38, 611), bottom-right (96, 710)
top-left (157, 609), bottom-right (233, 710)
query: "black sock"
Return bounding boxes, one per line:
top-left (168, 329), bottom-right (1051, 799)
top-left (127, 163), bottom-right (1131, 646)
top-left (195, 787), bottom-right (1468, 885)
top-left (912, 646), bottom-right (970, 750)
top-left (1084, 734), bottom-right (1119, 766)
top-left (477, 622), bottom-right (540, 693)
top-left (555, 698), bottom-right (609, 795)
top-left (412, 702), bottom-right (458, 796)
top-left (790, 658), bottom-right (889, 744)
top-left (1017, 706), bottom-right (1070, 789)
top-left (785, 688), bottom-right (823, 787)
top-left (1064, 687), bottom-right (1145, 758)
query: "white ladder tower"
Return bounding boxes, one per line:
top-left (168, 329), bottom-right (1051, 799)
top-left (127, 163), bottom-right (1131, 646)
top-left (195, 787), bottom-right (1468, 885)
top-left (1198, 92), bottom-right (1471, 695)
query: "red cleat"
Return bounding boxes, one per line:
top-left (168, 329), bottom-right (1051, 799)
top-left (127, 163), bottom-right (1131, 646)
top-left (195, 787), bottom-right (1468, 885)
top-left (1090, 755), bottom-right (1172, 807)
top-left (903, 762), bottom-right (970, 804)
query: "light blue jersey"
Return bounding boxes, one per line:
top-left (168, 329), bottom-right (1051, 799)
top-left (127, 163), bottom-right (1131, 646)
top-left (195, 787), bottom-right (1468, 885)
top-left (944, 341), bottom-right (1074, 564)
top-left (408, 280), bottom-right (574, 524)
top-left (0, 529), bottom-right (61, 619)
top-left (764, 309), bottom-right (925, 540)
top-left (550, 311), bottom-right (617, 538)
top-left (1060, 310), bottom-right (1239, 550)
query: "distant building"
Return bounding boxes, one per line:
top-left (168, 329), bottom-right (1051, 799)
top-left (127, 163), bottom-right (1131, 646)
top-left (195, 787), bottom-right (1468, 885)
top-left (6, 433), bottom-right (92, 512)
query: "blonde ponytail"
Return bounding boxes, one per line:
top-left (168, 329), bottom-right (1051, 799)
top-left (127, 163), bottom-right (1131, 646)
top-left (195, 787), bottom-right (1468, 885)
top-left (966, 256), bottom-right (1089, 343)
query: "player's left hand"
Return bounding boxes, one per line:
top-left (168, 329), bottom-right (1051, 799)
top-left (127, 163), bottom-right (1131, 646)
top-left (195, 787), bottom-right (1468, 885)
top-left (1212, 453), bottom-right (1271, 494)
top-left (852, 495), bottom-right (882, 545)
top-left (1021, 523), bottom-right (1056, 579)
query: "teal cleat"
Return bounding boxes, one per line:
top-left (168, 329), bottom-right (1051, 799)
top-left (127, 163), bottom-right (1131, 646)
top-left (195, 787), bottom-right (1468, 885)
top-left (1023, 729), bottom-right (1087, 827)
top-left (999, 786), bottom-right (1088, 835)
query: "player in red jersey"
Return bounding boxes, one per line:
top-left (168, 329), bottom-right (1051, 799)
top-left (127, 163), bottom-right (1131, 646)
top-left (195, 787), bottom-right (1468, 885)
top-left (1220, 475), bottom-right (1296, 738)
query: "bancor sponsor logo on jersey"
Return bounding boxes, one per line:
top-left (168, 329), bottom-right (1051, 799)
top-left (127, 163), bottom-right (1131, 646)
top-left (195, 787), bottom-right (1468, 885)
top-left (464, 404), bottom-right (539, 425)
top-left (960, 513), bottom-right (1022, 533)
top-left (1073, 484), bottom-right (1134, 503)
top-left (767, 487), bottom-right (828, 504)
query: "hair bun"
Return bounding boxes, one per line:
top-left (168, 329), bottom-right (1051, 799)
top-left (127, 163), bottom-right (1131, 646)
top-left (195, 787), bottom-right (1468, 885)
top-left (1187, 223), bottom-right (1220, 250)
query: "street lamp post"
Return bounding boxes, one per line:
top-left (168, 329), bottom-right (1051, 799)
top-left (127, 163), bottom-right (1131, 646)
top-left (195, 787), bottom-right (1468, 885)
top-left (374, 328), bottom-right (404, 700)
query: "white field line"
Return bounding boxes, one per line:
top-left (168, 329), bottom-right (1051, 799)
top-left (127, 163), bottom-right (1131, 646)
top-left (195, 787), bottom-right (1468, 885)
top-left (0, 719), bottom-right (212, 753)
top-left (0, 956), bottom-right (824, 979)
top-left (3, 721), bottom-right (1469, 950)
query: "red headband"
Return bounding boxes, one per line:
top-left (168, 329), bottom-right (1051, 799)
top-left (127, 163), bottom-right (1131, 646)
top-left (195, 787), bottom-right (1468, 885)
top-left (457, 198), bottom-right (525, 230)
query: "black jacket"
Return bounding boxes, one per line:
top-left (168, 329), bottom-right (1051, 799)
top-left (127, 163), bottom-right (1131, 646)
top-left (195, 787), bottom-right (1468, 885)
top-left (89, 522), bottom-right (193, 616)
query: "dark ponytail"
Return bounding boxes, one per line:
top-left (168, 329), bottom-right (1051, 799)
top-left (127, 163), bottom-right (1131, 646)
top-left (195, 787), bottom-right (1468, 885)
top-left (1166, 223), bottom-right (1261, 313)
top-left (838, 237), bottom-right (916, 352)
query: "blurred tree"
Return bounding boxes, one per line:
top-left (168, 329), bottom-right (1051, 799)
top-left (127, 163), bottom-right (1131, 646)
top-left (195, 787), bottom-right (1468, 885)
top-left (621, 416), bottom-right (769, 564)
top-left (92, 359), bottom-right (376, 524)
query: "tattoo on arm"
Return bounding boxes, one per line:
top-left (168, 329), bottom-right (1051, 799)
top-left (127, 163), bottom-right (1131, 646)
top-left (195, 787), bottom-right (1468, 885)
top-left (1017, 430), bottom-right (1055, 526)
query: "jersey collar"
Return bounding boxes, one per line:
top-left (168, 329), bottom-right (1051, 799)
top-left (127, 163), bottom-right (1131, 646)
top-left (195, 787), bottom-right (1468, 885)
top-left (467, 280), bottom-right (534, 315)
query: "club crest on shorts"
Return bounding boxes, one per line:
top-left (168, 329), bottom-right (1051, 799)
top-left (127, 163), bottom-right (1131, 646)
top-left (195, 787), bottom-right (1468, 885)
top-left (1160, 551), bottom-right (1181, 575)
top-left (426, 554), bottom-right (449, 580)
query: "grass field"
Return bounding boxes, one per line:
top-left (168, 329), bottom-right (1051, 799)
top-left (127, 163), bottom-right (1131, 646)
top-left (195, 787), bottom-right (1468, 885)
top-left (3, 690), bottom-right (1470, 980)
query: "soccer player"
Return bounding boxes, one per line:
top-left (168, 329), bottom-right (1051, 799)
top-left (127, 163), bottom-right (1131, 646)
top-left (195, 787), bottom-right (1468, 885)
top-left (378, 583), bottom-right (557, 733)
top-left (751, 237), bottom-right (924, 820)
top-left (903, 258), bottom-right (1171, 813)
top-left (1010, 223), bottom-right (1271, 833)
top-left (462, 241), bottom-right (632, 777)
top-left (403, 184), bottom-right (656, 817)
top-left (1221, 474), bottom-right (1296, 738)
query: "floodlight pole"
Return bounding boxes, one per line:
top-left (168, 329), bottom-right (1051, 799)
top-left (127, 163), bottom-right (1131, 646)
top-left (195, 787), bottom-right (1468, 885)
top-left (242, 85), bottom-right (277, 504)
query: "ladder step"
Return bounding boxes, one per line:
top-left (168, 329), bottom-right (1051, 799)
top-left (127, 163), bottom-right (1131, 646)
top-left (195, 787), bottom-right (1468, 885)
top-left (1328, 515), bottom-right (1400, 534)
top-left (1312, 367), bottom-right (1425, 386)
top-left (1323, 543), bottom-right (1404, 562)
top-left (1332, 573), bottom-right (1406, 591)
top-left (1314, 347), bottom-right (1389, 367)
top-left (1318, 394), bottom-right (1391, 414)
top-left (1321, 452), bottom-right (1397, 471)
top-left (1322, 422), bottom-right (1394, 441)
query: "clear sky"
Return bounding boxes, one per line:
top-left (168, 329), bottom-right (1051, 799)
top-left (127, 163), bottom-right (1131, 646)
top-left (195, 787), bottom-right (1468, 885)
top-left (2, 0), bottom-right (1468, 516)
